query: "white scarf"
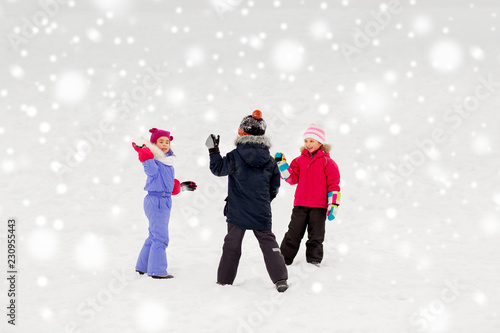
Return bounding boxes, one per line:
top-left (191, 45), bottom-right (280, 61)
top-left (137, 137), bottom-right (175, 166)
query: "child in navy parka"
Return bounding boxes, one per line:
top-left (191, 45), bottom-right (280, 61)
top-left (133, 128), bottom-right (197, 279)
top-left (205, 110), bottom-right (289, 292)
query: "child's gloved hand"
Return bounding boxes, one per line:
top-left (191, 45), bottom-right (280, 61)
top-left (327, 191), bottom-right (341, 221)
top-left (274, 152), bottom-right (291, 180)
top-left (327, 204), bottom-right (338, 221)
top-left (132, 142), bottom-right (154, 162)
top-left (181, 181), bottom-right (197, 191)
top-left (205, 134), bottom-right (220, 154)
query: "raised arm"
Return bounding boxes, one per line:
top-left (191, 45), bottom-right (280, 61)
top-left (132, 142), bottom-right (158, 176)
top-left (274, 152), bottom-right (299, 185)
top-left (206, 134), bottom-right (236, 177)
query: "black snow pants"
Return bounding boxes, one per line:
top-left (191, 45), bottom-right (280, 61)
top-left (280, 206), bottom-right (327, 265)
top-left (217, 223), bottom-right (288, 285)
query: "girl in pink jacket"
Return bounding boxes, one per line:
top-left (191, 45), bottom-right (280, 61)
top-left (275, 124), bottom-right (340, 266)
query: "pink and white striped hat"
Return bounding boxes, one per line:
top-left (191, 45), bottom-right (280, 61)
top-left (303, 123), bottom-right (326, 144)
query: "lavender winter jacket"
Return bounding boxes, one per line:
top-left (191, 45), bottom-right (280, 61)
top-left (138, 139), bottom-right (176, 194)
top-left (142, 152), bottom-right (175, 193)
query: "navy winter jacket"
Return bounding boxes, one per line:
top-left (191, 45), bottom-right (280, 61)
top-left (209, 135), bottom-right (280, 230)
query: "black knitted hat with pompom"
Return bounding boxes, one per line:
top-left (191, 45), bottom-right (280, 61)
top-left (238, 110), bottom-right (266, 136)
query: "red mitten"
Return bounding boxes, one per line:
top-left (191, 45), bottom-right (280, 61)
top-left (172, 179), bottom-right (181, 195)
top-left (132, 143), bottom-right (154, 162)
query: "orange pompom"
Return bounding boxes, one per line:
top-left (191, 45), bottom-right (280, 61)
top-left (252, 110), bottom-right (262, 119)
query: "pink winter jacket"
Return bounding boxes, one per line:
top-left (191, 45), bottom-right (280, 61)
top-left (286, 148), bottom-right (340, 209)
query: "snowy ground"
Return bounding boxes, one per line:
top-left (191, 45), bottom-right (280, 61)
top-left (1, 0), bottom-right (500, 332)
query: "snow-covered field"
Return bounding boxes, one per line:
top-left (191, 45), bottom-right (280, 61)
top-left (1, 0), bottom-right (500, 332)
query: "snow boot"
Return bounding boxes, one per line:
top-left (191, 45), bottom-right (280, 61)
top-left (275, 279), bottom-right (288, 292)
top-left (310, 261), bottom-right (321, 267)
top-left (216, 281), bottom-right (232, 286)
top-left (151, 275), bottom-right (174, 279)
top-left (136, 270), bottom-right (145, 275)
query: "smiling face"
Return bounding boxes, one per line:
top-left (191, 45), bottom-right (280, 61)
top-left (155, 136), bottom-right (170, 154)
top-left (304, 138), bottom-right (322, 153)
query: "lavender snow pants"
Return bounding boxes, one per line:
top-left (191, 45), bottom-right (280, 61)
top-left (136, 194), bottom-right (171, 276)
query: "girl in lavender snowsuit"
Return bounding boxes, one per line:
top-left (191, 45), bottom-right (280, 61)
top-left (133, 128), bottom-right (197, 279)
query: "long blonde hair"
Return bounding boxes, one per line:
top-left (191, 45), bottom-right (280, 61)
top-left (300, 143), bottom-right (331, 153)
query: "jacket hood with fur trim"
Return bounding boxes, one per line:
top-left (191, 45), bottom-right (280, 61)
top-left (234, 135), bottom-right (273, 168)
top-left (234, 135), bottom-right (272, 148)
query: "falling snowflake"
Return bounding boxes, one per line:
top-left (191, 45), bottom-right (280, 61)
top-left (75, 234), bottom-right (106, 269)
top-left (54, 71), bottom-right (88, 104)
top-left (272, 39), bottom-right (305, 72)
top-left (429, 39), bottom-right (463, 72)
top-left (28, 229), bottom-right (58, 260)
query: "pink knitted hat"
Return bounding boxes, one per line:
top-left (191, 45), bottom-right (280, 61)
top-left (303, 123), bottom-right (325, 144)
top-left (149, 128), bottom-right (173, 143)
